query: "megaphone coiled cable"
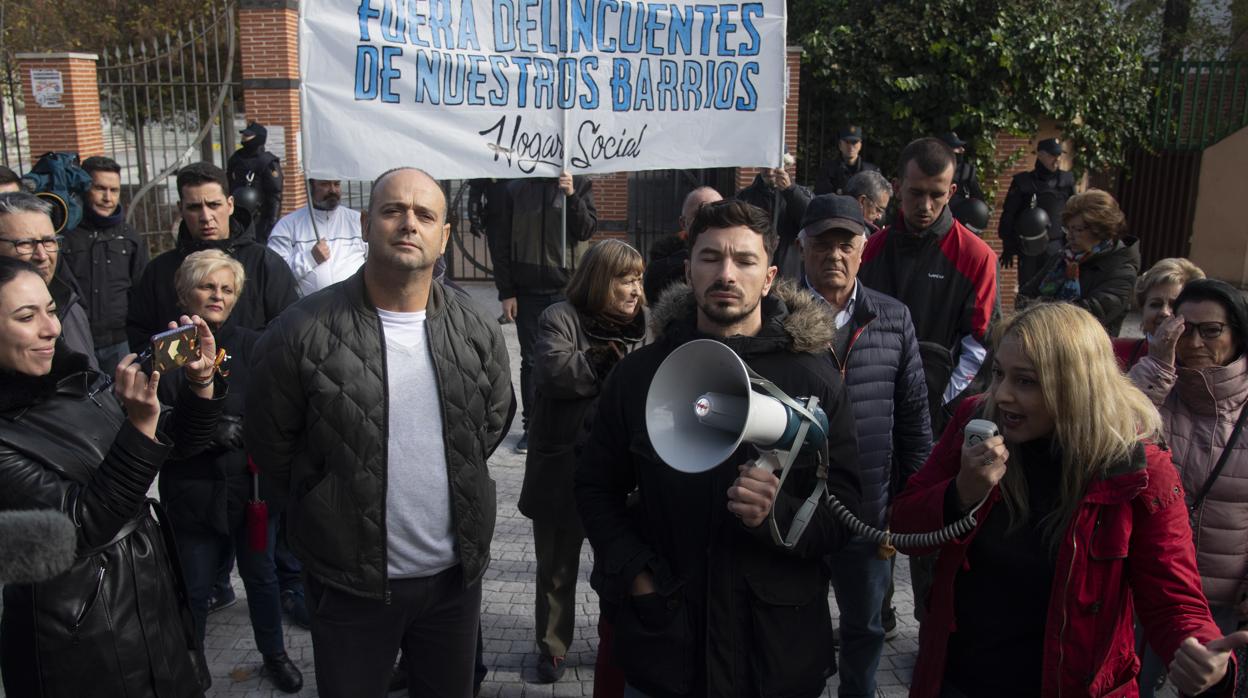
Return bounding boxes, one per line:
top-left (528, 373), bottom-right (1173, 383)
top-left (825, 492), bottom-right (990, 552)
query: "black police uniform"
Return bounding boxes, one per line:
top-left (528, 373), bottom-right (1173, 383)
top-left (227, 123), bottom-right (284, 244)
top-left (998, 160), bottom-right (1075, 286)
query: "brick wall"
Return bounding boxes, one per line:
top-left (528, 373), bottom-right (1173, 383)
top-left (593, 172), bottom-right (630, 238)
top-left (16, 54), bottom-right (104, 158)
top-left (239, 4), bottom-right (305, 212)
top-left (987, 132), bottom-right (1033, 309)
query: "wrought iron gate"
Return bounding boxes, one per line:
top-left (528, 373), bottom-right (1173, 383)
top-left (97, 1), bottom-right (240, 254)
top-left (629, 168), bottom-right (735, 259)
top-left (0, 61), bottom-right (29, 175)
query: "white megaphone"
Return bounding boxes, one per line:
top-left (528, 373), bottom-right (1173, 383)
top-left (644, 339), bottom-right (994, 553)
top-left (645, 339), bottom-right (828, 475)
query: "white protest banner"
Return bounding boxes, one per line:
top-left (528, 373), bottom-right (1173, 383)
top-left (300, 0), bottom-right (786, 180)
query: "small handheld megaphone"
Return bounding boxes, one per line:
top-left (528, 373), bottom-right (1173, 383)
top-left (645, 339), bottom-right (827, 474)
top-left (644, 338), bottom-right (991, 552)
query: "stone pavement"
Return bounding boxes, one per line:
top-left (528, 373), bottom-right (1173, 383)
top-left (189, 284), bottom-right (1158, 697)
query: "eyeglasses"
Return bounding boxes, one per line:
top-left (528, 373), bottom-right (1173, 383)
top-left (1180, 322), bottom-right (1228, 341)
top-left (0, 236), bottom-right (62, 255)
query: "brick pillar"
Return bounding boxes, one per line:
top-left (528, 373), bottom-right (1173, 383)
top-left (593, 173), bottom-right (630, 239)
top-left (16, 53), bottom-right (104, 158)
top-left (239, 0), bottom-right (305, 213)
top-left (735, 46), bottom-right (801, 192)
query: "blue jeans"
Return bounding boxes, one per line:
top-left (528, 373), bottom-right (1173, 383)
top-left (827, 536), bottom-right (892, 698)
top-left (1137, 603), bottom-right (1238, 697)
top-left (176, 512), bottom-right (286, 656)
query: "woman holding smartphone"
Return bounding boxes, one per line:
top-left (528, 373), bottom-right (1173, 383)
top-left (892, 302), bottom-right (1243, 698)
top-left (0, 255), bottom-right (225, 697)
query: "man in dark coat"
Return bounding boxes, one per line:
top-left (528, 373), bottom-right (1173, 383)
top-left (126, 162), bottom-right (298, 352)
top-left (941, 132), bottom-right (984, 206)
top-left (814, 125), bottom-right (881, 196)
top-left (736, 165), bottom-right (812, 280)
top-left (643, 185), bottom-right (722, 304)
top-left (575, 199), bottom-right (861, 698)
top-left (61, 156), bottom-right (149, 374)
top-left (798, 194), bottom-right (932, 695)
top-left (227, 122), bottom-right (283, 244)
top-left (997, 137), bottom-right (1076, 285)
top-left (246, 168), bottom-right (514, 698)
top-left (489, 171), bottom-right (597, 453)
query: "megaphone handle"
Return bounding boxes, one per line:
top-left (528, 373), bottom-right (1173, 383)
top-left (755, 451), bottom-right (785, 472)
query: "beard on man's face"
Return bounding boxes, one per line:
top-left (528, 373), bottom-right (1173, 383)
top-left (695, 280), bottom-right (761, 327)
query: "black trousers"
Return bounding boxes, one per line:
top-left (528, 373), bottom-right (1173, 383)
top-left (307, 566), bottom-right (482, 698)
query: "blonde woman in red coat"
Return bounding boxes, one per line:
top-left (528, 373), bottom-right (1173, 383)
top-left (893, 303), bottom-right (1243, 698)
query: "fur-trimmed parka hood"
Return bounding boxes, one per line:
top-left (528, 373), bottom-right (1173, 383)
top-left (647, 278), bottom-right (834, 355)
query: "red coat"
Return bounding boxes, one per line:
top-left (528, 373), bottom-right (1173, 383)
top-left (1112, 337), bottom-right (1148, 371)
top-left (892, 397), bottom-right (1231, 698)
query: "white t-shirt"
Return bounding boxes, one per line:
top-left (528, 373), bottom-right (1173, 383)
top-left (376, 308), bottom-right (457, 578)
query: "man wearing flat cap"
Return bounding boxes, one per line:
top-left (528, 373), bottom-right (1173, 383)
top-left (815, 125), bottom-right (881, 196)
top-left (997, 136), bottom-right (1075, 285)
top-left (800, 194), bottom-right (931, 698)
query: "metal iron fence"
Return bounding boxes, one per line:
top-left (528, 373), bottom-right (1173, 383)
top-left (97, 0), bottom-right (240, 255)
top-left (0, 61), bottom-right (29, 174)
top-left (629, 168), bottom-right (736, 258)
top-left (339, 178), bottom-right (495, 282)
top-left (1149, 60), bottom-right (1248, 150)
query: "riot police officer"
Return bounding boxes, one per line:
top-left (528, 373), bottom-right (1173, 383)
top-left (942, 132), bottom-right (983, 205)
top-left (997, 137), bottom-right (1075, 286)
top-left (227, 121), bottom-right (283, 243)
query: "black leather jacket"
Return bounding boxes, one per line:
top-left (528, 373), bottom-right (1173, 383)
top-left (0, 350), bottom-right (224, 697)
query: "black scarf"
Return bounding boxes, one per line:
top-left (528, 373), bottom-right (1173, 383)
top-left (0, 346), bottom-right (94, 413)
top-left (83, 206), bottom-right (125, 230)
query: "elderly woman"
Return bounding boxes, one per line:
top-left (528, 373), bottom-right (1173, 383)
top-left (1113, 257), bottom-right (1205, 370)
top-left (0, 256), bottom-right (223, 697)
top-left (893, 303), bottom-right (1243, 698)
top-left (1129, 278), bottom-right (1248, 696)
top-left (158, 250), bottom-right (302, 693)
top-left (518, 239), bottom-right (648, 684)
top-left (1017, 189), bottom-right (1141, 336)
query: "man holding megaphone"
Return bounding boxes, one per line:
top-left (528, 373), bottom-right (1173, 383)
top-left (575, 199), bottom-right (862, 698)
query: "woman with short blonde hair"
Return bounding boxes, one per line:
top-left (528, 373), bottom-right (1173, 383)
top-left (174, 250), bottom-right (246, 313)
top-left (893, 303), bottom-right (1241, 698)
top-left (1113, 257), bottom-right (1205, 369)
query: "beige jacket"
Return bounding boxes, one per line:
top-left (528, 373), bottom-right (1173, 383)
top-left (1130, 354), bottom-right (1248, 608)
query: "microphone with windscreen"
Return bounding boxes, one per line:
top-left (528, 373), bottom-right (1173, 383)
top-left (0, 509), bottom-right (78, 584)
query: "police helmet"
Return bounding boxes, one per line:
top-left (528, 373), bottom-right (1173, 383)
top-left (1015, 206), bottom-right (1051, 257)
top-left (952, 198), bottom-right (990, 236)
top-left (231, 186), bottom-right (262, 214)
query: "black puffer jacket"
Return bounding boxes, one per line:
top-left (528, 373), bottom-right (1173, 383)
top-left (158, 323), bottom-right (259, 536)
top-left (518, 302), bottom-right (647, 523)
top-left (0, 349), bottom-right (224, 698)
top-left (1017, 236), bottom-right (1141, 337)
top-left (574, 280), bottom-right (861, 698)
top-left (245, 272), bottom-right (515, 598)
top-left (62, 209), bottom-right (149, 346)
top-left (126, 218), bottom-right (298, 352)
top-left (818, 283), bottom-right (932, 528)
